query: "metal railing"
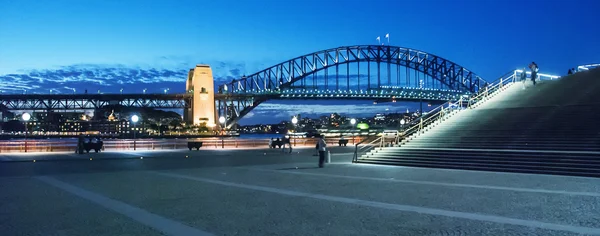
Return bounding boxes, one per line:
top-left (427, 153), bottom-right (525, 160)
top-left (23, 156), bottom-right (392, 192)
top-left (0, 137), bottom-right (365, 153)
top-left (576, 63), bottom-right (600, 72)
top-left (466, 70), bottom-right (516, 108)
top-left (352, 135), bottom-right (383, 162)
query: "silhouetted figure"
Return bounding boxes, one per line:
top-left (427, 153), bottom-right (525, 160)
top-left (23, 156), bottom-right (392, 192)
top-left (317, 135), bottom-right (327, 168)
top-left (568, 69), bottom-right (573, 75)
top-left (521, 68), bottom-right (527, 89)
top-left (76, 135), bottom-right (85, 154)
top-left (282, 136), bottom-right (292, 153)
top-left (529, 62), bottom-right (539, 86)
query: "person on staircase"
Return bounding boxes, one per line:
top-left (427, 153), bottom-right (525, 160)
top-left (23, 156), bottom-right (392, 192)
top-left (521, 67), bottom-right (527, 89)
top-left (528, 62), bottom-right (539, 86)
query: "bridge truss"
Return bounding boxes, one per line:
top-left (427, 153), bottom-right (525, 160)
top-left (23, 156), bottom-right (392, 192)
top-left (0, 94), bottom-right (192, 111)
top-left (216, 45), bottom-right (485, 126)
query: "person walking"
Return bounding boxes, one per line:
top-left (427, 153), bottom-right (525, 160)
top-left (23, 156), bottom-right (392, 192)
top-left (529, 62), bottom-right (539, 86)
top-left (521, 67), bottom-right (527, 89)
top-left (317, 134), bottom-right (327, 168)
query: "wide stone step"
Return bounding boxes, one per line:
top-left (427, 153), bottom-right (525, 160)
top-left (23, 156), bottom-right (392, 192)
top-left (370, 153), bottom-right (600, 164)
top-left (398, 144), bottom-right (600, 151)
top-left (371, 147), bottom-right (600, 157)
top-left (366, 156), bottom-right (600, 170)
top-left (407, 140), bottom-right (600, 145)
top-left (355, 158), bottom-right (600, 178)
top-left (413, 137), bottom-right (600, 141)
top-left (404, 141), bottom-right (600, 146)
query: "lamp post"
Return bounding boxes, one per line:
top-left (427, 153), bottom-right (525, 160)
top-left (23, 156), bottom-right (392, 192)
top-left (350, 118), bottom-right (356, 144)
top-left (419, 79), bottom-right (424, 116)
top-left (164, 88), bottom-right (170, 94)
top-left (291, 116), bottom-right (298, 147)
top-left (131, 115), bottom-right (139, 150)
top-left (143, 88), bottom-right (147, 94)
top-left (219, 116), bottom-right (226, 133)
top-left (400, 118), bottom-right (406, 131)
top-left (219, 116), bottom-right (226, 148)
top-left (120, 88), bottom-right (123, 94)
top-left (22, 113), bottom-right (31, 152)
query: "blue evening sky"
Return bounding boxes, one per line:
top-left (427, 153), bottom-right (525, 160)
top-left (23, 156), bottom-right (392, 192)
top-left (1, 0), bottom-right (599, 124)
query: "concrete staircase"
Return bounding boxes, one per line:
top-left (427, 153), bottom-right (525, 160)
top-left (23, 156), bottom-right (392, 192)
top-left (356, 68), bottom-right (600, 177)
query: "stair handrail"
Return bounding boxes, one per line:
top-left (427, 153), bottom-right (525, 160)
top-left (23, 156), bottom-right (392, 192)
top-left (352, 135), bottom-right (384, 162)
top-left (398, 71), bottom-right (516, 145)
top-left (467, 70), bottom-right (516, 108)
top-left (400, 98), bottom-right (464, 137)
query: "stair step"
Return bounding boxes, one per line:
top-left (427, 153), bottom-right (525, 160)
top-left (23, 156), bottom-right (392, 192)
top-left (355, 159), bottom-right (600, 178)
top-left (368, 155), bottom-right (600, 166)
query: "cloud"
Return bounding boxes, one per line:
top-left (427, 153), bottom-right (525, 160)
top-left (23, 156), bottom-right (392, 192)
top-left (0, 61), bottom-right (252, 94)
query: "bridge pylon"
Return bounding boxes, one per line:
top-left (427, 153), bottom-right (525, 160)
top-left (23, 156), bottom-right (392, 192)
top-left (184, 64), bottom-right (217, 128)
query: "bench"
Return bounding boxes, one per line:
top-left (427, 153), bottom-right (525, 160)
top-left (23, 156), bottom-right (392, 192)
top-left (338, 139), bottom-right (349, 146)
top-left (187, 142), bottom-right (203, 150)
top-left (83, 141), bottom-right (104, 153)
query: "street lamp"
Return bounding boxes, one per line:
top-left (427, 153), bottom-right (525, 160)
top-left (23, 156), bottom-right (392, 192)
top-left (131, 115), bottom-right (139, 150)
top-left (291, 117), bottom-right (298, 147)
top-left (22, 113), bottom-right (31, 152)
top-left (120, 88), bottom-right (123, 94)
top-left (143, 88), bottom-right (147, 94)
top-left (72, 88), bottom-right (76, 94)
top-left (350, 118), bottom-right (357, 144)
top-left (219, 116), bottom-right (226, 134)
top-left (219, 116), bottom-right (226, 148)
top-left (164, 88), bottom-right (170, 94)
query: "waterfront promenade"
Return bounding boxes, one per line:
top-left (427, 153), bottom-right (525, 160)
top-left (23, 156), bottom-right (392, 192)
top-left (1, 147), bottom-right (600, 235)
top-left (0, 137), bottom-right (363, 154)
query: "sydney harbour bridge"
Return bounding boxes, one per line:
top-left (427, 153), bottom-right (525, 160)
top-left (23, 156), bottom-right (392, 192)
top-left (0, 45), bottom-right (488, 127)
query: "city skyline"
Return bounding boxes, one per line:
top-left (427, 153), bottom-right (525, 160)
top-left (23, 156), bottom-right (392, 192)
top-left (1, 0), bottom-right (598, 125)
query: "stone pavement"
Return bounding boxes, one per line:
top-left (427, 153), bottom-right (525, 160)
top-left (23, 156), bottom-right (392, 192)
top-left (1, 147), bottom-right (599, 236)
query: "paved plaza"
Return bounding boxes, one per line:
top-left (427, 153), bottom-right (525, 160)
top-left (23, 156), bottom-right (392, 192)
top-left (1, 147), bottom-right (600, 236)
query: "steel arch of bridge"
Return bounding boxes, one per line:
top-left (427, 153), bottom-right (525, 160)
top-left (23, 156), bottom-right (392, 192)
top-left (216, 45), bottom-right (485, 126)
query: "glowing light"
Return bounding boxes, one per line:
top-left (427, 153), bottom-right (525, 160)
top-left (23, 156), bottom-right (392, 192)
top-left (350, 118), bottom-right (356, 125)
top-left (131, 115), bottom-right (139, 123)
top-left (291, 117), bottom-right (298, 124)
top-left (219, 116), bottom-right (226, 124)
top-left (357, 123), bottom-right (369, 130)
top-left (21, 113), bottom-right (31, 121)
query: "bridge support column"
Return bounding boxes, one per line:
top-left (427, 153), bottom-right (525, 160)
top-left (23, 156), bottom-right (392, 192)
top-left (184, 65), bottom-right (217, 128)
